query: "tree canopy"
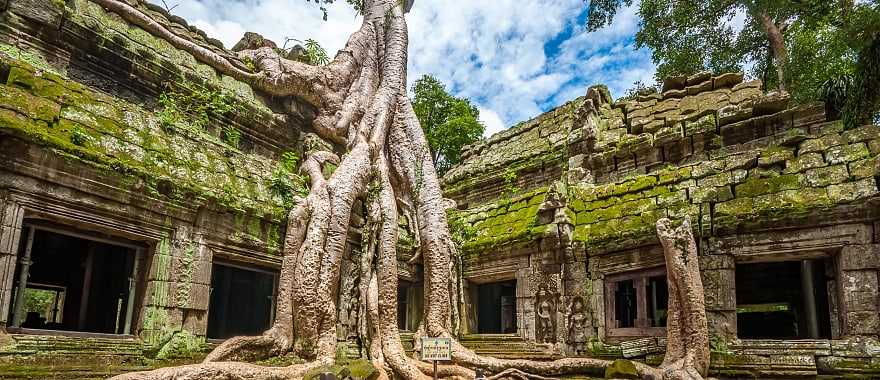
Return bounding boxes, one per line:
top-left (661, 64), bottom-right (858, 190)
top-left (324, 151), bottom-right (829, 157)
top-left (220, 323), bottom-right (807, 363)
top-left (411, 75), bottom-right (484, 176)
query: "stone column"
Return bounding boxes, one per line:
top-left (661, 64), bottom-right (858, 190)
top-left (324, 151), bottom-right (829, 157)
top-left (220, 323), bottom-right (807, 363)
top-left (0, 195), bottom-right (24, 328)
top-left (837, 244), bottom-right (880, 337)
top-left (700, 254), bottom-right (737, 341)
top-left (140, 224), bottom-right (211, 355)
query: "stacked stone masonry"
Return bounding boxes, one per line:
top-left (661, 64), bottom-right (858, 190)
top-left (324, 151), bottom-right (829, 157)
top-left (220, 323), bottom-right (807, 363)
top-left (446, 69), bottom-right (880, 377)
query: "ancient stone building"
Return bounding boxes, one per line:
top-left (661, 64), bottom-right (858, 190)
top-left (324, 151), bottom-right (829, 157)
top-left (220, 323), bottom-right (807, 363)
top-left (443, 74), bottom-right (880, 377)
top-left (0, 0), bottom-right (878, 378)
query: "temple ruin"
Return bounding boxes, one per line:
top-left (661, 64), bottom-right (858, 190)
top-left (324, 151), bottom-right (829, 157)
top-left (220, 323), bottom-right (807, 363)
top-left (0, 0), bottom-right (878, 378)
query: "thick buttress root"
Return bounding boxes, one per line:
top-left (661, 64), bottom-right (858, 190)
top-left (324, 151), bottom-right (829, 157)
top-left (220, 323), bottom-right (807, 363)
top-left (96, 0), bottom-right (710, 378)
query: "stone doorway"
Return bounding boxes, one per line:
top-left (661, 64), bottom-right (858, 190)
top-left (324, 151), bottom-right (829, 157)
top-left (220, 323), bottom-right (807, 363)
top-left (735, 259), bottom-right (833, 339)
top-left (475, 280), bottom-right (517, 334)
top-left (7, 225), bottom-right (142, 336)
top-left (207, 262), bottom-right (276, 340)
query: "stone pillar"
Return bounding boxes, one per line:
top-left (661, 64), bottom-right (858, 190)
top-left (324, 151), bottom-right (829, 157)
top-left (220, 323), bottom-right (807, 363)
top-left (837, 244), bottom-right (879, 337)
top-left (140, 224), bottom-right (211, 351)
top-left (515, 267), bottom-right (534, 341)
top-left (700, 254), bottom-right (737, 341)
top-left (0, 195), bottom-right (24, 328)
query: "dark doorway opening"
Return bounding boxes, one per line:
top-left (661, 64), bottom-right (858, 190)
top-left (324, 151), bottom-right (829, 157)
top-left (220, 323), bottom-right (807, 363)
top-left (8, 226), bottom-right (139, 335)
top-left (397, 280), bottom-right (423, 331)
top-left (476, 280), bottom-right (517, 334)
top-left (736, 259), bottom-right (832, 339)
top-left (207, 263), bottom-right (276, 340)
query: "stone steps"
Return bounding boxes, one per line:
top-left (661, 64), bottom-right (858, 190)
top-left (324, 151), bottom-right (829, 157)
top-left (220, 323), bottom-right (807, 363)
top-left (459, 334), bottom-right (560, 360)
top-left (5, 334), bottom-right (144, 356)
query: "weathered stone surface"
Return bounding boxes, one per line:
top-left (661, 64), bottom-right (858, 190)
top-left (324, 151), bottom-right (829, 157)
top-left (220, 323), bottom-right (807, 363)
top-left (686, 71), bottom-right (712, 86)
top-left (803, 165), bottom-right (849, 187)
top-left (662, 75), bottom-right (687, 92)
top-left (712, 72), bottom-right (744, 89)
top-left (840, 244), bottom-right (880, 270)
top-left (605, 359), bottom-right (639, 379)
top-left (752, 90), bottom-right (791, 115)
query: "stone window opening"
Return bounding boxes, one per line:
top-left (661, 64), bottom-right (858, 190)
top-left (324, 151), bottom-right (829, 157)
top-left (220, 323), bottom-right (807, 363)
top-left (470, 280), bottom-right (517, 334)
top-left (7, 224), bottom-right (144, 337)
top-left (397, 280), bottom-right (423, 332)
top-left (735, 258), bottom-right (833, 339)
top-left (604, 267), bottom-right (668, 338)
top-left (207, 262), bottom-right (277, 340)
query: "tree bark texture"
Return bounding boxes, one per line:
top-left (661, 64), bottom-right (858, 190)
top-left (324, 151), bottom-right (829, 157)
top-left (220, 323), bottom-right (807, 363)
top-left (759, 11), bottom-right (789, 92)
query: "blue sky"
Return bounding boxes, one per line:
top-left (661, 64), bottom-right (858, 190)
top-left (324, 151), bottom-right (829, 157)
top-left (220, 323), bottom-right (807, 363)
top-left (158, 0), bottom-right (657, 137)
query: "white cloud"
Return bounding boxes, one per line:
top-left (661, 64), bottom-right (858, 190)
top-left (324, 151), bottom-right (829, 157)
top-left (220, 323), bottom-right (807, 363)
top-left (155, 0), bottom-right (657, 134)
top-left (478, 108), bottom-right (505, 138)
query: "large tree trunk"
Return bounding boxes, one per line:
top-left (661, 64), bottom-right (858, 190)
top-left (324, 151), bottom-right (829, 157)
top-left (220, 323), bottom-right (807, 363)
top-left (95, 0), bottom-right (711, 378)
top-left (759, 11), bottom-right (789, 92)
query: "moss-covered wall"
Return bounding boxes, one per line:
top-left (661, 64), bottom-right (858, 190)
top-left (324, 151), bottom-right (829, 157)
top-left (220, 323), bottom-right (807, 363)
top-left (0, 0), bottom-right (315, 373)
top-left (0, 57), bottom-right (305, 218)
top-left (576, 122), bottom-right (878, 247)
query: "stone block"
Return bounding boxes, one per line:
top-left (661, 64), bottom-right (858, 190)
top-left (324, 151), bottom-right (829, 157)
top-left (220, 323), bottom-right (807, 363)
top-left (605, 359), bottom-right (639, 379)
top-left (620, 337), bottom-right (662, 358)
top-left (713, 72), bottom-right (744, 89)
top-left (803, 164), bottom-right (848, 187)
top-left (840, 244), bottom-right (880, 270)
top-left (662, 75), bottom-right (687, 92)
top-left (185, 283), bottom-right (210, 311)
top-left (8, 0), bottom-right (64, 28)
top-left (843, 290), bottom-right (878, 312)
top-left (783, 152), bottom-right (825, 174)
top-left (732, 79), bottom-right (763, 92)
top-left (702, 269), bottom-right (736, 310)
top-left (826, 142), bottom-right (870, 165)
top-left (845, 311), bottom-right (880, 335)
top-left (691, 185), bottom-right (733, 203)
top-left (842, 125), bottom-right (880, 143)
top-left (684, 113), bottom-right (716, 136)
top-left (849, 155), bottom-right (880, 179)
top-left (686, 71), bottom-right (712, 86)
top-left (686, 80), bottom-right (713, 96)
top-left (729, 85), bottom-right (762, 106)
top-left (662, 88), bottom-right (687, 99)
top-left (800, 134), bottom-right (846, 154)
top-left (752, 91), bottom-right (790, 116)
top-left (827, 178), bottom-right (878, 203)
top-left (841, 270), bottom-right (878, 293)
top-left (717, 104), bottom-right (752, 126)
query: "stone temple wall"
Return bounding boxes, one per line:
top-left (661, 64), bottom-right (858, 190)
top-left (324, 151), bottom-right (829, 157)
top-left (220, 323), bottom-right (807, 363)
top-left (0, 0), bottom-right (319, 375)
top-left (447, 71), bottom-right (880, 376)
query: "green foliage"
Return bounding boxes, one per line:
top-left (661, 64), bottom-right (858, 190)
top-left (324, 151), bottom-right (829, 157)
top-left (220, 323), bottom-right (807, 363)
top-left (221, 126), bottom-right (241, 148)
top-left (842, 37), bottom-right (880, 128)
top-left (270, 151), bottom-right (307, 209)
top-left (502, 169), bottom-right (520, 196)
top-left (448, 212), bottom-right (477, 247)
top-left (70, 125), bottom-right (91, 146)
top-left (618, 80), bottom-right (659, 102)
top-left (281, 151), bottom-right (301, 172)
top-left (785, 21), bottom-right (857, 107)
top-left (303, 39), bottom-right (330, 65)
top-left (157, 81), bottom-right (236, 133)
top-left (411, 75), bottom-right (484, 176)
top-left (242, 56), bottom-right (256, 73)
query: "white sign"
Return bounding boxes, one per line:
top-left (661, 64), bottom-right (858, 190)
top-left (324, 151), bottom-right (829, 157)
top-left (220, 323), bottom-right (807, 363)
top-left (421, 337), bottom-right (452, 361)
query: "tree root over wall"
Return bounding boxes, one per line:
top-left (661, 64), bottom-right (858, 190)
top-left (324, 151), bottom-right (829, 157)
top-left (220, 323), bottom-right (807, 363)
top-left (93, 0), bottom-right (710, 378)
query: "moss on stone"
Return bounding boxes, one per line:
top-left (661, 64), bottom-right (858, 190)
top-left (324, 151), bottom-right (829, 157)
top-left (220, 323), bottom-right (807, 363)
top-left (734, 173), bottom-right (801, 197)
top-left (0, 56), bottom-right (303, 220)
top-left (604, 359), bottom-right (639, 379)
